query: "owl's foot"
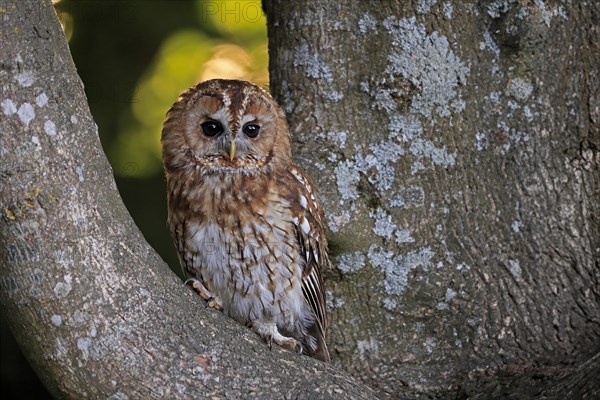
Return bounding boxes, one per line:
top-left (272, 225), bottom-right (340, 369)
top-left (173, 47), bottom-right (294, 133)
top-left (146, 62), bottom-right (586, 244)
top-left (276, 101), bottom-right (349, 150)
top-left (252, 320), bottom-right (303, 354)
top-left (184, 278), bottom-right (223, 311)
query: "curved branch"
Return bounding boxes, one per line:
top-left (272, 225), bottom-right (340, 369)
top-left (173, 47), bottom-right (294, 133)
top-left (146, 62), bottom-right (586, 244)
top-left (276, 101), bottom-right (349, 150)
top-left (0, 2), bottom-right (376, 398)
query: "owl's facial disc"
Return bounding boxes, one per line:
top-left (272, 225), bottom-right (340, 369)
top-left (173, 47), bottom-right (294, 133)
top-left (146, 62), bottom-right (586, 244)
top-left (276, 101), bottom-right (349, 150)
top-left (189, 113), bottom-right (270, 172)
top-left (177, 82), bottom-right (286, 173)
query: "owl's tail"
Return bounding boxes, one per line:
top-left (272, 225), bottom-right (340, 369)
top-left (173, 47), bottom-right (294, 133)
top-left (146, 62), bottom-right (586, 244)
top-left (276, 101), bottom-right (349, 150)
top-left (305, 319), bottom-right (331, 362)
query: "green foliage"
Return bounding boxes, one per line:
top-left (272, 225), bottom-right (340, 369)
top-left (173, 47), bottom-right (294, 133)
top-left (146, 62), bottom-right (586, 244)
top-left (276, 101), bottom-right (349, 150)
top-left (112, 30), bottom-right (214, 177)
top-left (109, 1), bottom-right (269, 177)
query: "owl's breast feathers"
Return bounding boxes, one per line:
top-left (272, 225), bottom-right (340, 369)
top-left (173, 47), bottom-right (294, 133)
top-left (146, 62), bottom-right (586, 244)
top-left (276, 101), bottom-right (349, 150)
top-left (167, 165), bottom-right (331, 361)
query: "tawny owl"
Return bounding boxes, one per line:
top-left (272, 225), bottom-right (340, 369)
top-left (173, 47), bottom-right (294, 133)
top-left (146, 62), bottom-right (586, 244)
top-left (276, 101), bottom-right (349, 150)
top-left (161, 79), bottom-right (331, 362)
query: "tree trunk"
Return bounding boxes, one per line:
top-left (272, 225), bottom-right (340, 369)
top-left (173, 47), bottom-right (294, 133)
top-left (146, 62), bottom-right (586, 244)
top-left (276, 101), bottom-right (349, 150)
top-left (264, 0), bottom-right (599, 398)
top-left (0, 1), bottom-right (376, 398)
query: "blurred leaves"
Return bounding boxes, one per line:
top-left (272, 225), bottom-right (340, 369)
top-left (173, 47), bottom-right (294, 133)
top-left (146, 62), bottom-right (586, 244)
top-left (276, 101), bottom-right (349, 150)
top-left (112, 30), bottom-right (213, 177)
top-left (200, 0), bottom-right (267, 38)
top-left (111, 0), bottom-right (268, 177)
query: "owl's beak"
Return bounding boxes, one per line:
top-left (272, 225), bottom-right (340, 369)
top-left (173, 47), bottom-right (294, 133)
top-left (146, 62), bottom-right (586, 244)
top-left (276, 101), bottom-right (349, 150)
top-left (229, 141), bottom-right (236, 161)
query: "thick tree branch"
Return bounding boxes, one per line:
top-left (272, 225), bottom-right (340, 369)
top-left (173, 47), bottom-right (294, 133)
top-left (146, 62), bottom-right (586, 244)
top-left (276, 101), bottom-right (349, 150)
top-left (0, 1), bottom-right (376, 398)
top-left (264, 0), bottom-right (599, 398)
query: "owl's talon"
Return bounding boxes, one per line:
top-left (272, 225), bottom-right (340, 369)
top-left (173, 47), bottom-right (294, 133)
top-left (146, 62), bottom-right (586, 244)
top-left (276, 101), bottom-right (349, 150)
top-left (295, 342), bottom-right (303, 354)
top-left (184, 278), bottom-right (195, 286)
top-left (184, 277), bottom-right (210, 299)
top-left (207, 298), bottom-right (223, 311)
top-left (252, 320), bottom-right (301, 354)
top-left (185, 278), bottom-right (223, 310)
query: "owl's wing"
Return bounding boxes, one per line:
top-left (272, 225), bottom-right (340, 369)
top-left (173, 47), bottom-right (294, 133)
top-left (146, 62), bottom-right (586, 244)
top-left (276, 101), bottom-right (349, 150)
top-left (289, 167), bottom-right (331, 362)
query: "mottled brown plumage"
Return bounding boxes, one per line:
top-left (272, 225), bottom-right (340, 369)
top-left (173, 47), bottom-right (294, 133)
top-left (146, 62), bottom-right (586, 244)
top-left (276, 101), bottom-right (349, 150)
top-left (161, 79), bottom-right (331, 361)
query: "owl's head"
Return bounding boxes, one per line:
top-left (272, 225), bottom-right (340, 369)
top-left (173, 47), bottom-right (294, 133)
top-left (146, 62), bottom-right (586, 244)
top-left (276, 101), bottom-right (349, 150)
top-left (161, 79), bottom-right (292, 176)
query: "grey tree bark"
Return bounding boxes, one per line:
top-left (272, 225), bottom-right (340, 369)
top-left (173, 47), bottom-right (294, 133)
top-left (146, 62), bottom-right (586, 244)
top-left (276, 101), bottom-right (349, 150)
top-left (0, 1), bottom-right (376, 399)
top-left (264, 0), bottom-right (599, 398)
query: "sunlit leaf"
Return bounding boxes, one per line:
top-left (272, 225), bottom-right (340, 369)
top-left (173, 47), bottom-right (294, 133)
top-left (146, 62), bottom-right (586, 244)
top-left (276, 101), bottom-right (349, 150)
top-left (110, 6), bottom-right (268, 178)
top-left (196, 0), bottom-right (266, 40)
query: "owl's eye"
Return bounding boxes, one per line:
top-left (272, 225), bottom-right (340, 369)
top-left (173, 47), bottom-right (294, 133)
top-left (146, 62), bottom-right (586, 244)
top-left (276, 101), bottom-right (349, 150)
top-left (200, 120), bottom-right (223, 137)
top-left (242, 123), bottom-right (260, 138)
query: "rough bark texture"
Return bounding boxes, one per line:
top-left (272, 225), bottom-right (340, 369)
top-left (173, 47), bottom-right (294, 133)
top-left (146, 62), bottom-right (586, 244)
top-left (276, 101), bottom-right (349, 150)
top-left (0, 1), bottom-right (377, 399)
top-left (264, 0), bottom-right (599, 398)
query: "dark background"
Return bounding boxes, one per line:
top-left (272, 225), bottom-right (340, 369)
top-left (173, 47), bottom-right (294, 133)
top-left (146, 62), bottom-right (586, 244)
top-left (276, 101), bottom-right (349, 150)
top-left (1, 1), bottom-right (267, 398)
